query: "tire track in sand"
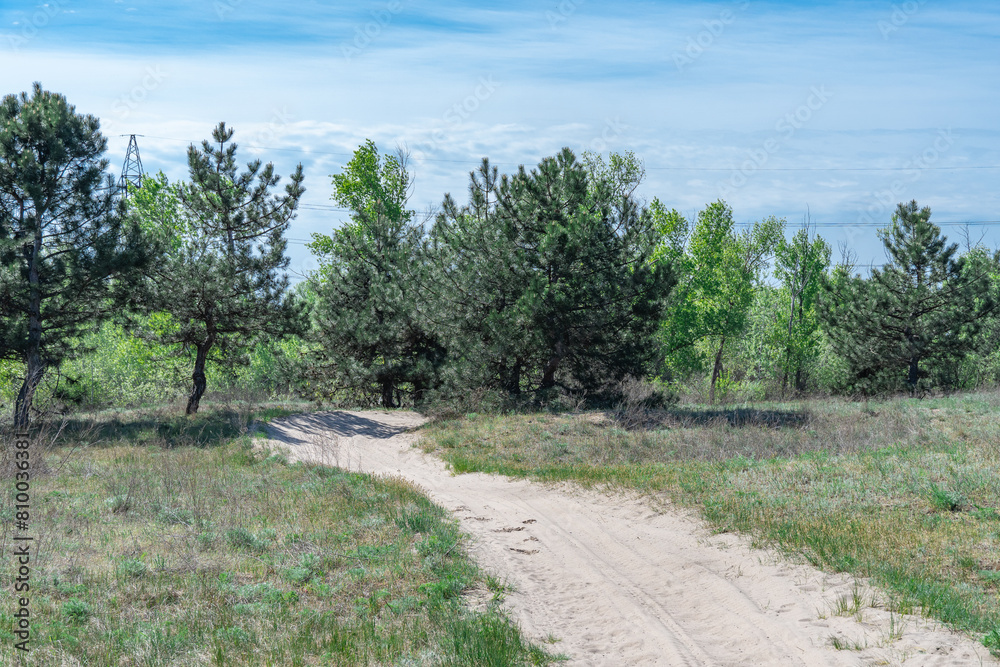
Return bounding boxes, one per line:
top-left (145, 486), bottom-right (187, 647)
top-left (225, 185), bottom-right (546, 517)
top-left (265, 410), bottom-right (995, 667)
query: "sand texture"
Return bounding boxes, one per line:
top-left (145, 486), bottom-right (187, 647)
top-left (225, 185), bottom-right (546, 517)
top-left (264, 410), bottom-right (995, 666)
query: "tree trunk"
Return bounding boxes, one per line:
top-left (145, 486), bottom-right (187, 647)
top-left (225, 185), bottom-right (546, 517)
top-left (14, 354), bottom-right (45, 430)
top-left (782, 293), bottom-right (796, 395)
top-left (794, 292), bottom-right (807, 392)
top-left (540, 338), bottom-right (565, 390)
top-left (413, 379), bottom-right (427, 406)
top-left (501, 358), bottom-right (523, 394)
top-left (14, 208), bottom-right (45, 429)
top-left (540, 355), bottom-right (560, 390)
top-left (380, 379), bottom-right (395, 409)
top-left (709, 335), bottom-right (726, 404)
top-left (908, 356), bottom-right (920, 394)
top-left (905, 325), bottom-right (919, 394)
top-left (186, 343), bottom-right (211, 415)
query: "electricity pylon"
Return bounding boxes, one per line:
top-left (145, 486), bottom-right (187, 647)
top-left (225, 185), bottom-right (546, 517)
top-left (118, 134), bottom-right (144, 198)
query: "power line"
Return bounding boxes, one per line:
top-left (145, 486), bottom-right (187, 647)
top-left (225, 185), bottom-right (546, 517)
top-left (297, 202), bottom-right (1000, 228)
top-left (646, 165), bottom-right (1000, 172)
top-left (733, 220), bottom-right (1000, 227)
top-left (128, 134), bottom-right (1000, 172)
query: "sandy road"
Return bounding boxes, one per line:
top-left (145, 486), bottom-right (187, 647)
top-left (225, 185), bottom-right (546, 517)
top-left (264, 410), bottom-right (994, 666)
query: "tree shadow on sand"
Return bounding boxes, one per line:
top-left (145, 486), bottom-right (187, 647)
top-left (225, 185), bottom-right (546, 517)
top-left (265, 411), bottom-right (415, 447)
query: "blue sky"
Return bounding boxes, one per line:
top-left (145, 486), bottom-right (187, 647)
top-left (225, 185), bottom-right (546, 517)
top-left (2, 0), bottom-right (998, 276)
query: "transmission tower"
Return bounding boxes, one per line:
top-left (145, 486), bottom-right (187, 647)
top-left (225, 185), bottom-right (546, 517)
top-left (118, 134), bottom-right (144, 198)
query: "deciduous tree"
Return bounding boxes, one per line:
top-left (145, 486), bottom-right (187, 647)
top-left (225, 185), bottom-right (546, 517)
top-left (658, 200), bottom-right (782, 402)
top-left (773, 222), bottom-right (830, 393)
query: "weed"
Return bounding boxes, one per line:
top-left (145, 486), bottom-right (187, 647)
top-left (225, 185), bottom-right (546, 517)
top-left (62, 599), bottom-right (92, 625)
top-left (225, 527), bottom-right (270, 552)
top-left (115, 557), bottom-right (148, 579)
top-left (929, 482), bottom-right (967, 512)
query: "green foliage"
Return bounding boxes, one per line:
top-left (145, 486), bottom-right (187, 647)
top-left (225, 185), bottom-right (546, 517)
top-left (430, 149), bottom-right (674, 398)
top-left (772, 224), bottom-right (831, 393)
top-left (819, 201), bottom-right (997, 394)
top-left (658, 200), bottom-right (783, 401)
top-left (306, 141), bottom-right (442, 408)
top-left (225, 527), bottom-right (271, 552)
top-left (127, 122), bottom-right (305, 414)
top-left (0, 83), bottom-right (151, 426)
top-left (62, 599), bottom-right (93, 625)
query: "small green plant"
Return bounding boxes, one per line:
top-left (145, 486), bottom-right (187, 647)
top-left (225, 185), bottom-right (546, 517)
top-left (984, 628), bottom-right (1000, 653)
top-left (485, 573), bottom-right (515, 604)
top-left (225, 527), bottom-right (269, 552)
top-left (197, 531), bottom-right (217, 551)
top-left (829, 634), bottom-right (867, 651)
top-left (929, 483), bottom-right (967, 512)
top-left (283, 553), bottom-right (322, 585)
top-left (115, 557), bottom-right (148, 579)
top-left (831, 585), bottom-right (867, 619)
top-left (62, 599), bottom-right (92, 625)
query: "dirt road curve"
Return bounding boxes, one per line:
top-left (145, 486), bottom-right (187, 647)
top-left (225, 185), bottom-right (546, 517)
top-left (264, 410), bottom-right (994, 667)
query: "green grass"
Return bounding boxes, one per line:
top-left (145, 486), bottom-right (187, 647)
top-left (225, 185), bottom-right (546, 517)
top-left (421, 391), bottom-right (1000, 653)
top-left (0, 406), bottom-right (556, 666)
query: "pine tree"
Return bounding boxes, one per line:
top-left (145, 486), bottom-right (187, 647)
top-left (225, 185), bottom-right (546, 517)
top-left (428, 158), bottom-right (532, 395)
top-left (0, 84), bottom-right (150, 427)
top-left (819, 200), bottom-right (996, 393)
top-left (429, 149), bottom-right (673, 395)
top-left (307, 141), bottom-right (443, 408)
top-left (130, 123), bottom-right (304, 414)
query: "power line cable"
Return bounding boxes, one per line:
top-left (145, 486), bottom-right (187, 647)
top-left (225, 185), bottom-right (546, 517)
top-left (129, 134), bottom-right (1000, 171)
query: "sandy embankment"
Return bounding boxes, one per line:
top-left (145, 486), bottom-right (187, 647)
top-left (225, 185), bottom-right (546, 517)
top-left (264, 410), bottom-right (995, 667)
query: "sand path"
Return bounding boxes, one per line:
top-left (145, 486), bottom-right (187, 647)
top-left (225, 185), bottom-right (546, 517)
top-left (264, 410), bottom-right (994, 666)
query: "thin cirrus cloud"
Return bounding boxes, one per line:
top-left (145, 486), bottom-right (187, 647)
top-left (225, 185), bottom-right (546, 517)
top-left (0, 0), bottom-right (998, 275)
